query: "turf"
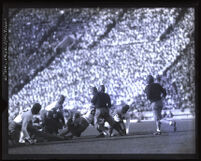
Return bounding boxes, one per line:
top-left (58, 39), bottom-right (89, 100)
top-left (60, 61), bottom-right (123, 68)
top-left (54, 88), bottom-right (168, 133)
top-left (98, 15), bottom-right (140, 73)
top-left (8, 119), bottom-right (195, 154)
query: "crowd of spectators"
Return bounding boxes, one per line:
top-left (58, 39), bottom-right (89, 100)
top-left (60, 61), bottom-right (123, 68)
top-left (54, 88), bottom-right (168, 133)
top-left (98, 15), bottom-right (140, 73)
top-left (9, 9), bottom-right (61, 96)
top-left (8, 8), bottom-right (195, 121)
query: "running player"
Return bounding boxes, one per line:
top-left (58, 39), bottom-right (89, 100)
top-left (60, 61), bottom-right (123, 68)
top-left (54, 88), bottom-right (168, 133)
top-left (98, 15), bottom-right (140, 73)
top-left (144, 75), bottom-right (176, 135)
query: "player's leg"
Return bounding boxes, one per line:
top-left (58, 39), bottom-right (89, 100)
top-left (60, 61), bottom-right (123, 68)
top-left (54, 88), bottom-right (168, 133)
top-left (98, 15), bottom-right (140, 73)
top-left (94, 108), bottom-right (101, 129)
top-left (152, 100), bottom-right (166, 135)
top-left (96, 117), bottom-right (108, 137)
top-left (160, 119), bottom-right (177, 132)
top-left (153, 109), bottom-right (162, 135)
top-left (125, 118), bottom-right (131, 135)
top-left (109, 126), bottom-right (114, 136)
top-left (58, 127), bottom-right (70, 136)
top-left (105, 114), bottom-right (125, 136)
top-left (74, 118), bottom-right (89, 137)
top-left (170, 120), bottom-right (177, 132)
top-left (9, 121), bottom-right (21, 144)
top-left (160, 112), bottom-right (177, 132)
top-left (96, 124), bottom-right (106, 137)
top-left (119, 121), bottom-right (126, 135)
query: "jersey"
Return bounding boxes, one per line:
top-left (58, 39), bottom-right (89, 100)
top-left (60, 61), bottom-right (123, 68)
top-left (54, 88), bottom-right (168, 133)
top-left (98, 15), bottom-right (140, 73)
top-left (14, 109), bottom-right (34, 140)
top-left (40, 108), bottom-right (48, 120)
top-left (14, 109), bottom-right (33, 125)
top-left (145, 83), bottom-right (166, 102)
top-left (92, 92), bottom-right (111, 109)
top-left (83, 110), bottom-right (94, 125)
top-left (113, 108), bottom-right (132, 134)
top-left (113, 109), bottom-right (132, 122)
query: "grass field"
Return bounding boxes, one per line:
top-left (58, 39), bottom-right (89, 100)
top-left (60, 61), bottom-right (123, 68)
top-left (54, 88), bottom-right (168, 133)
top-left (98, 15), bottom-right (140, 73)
top-left (8, 119), bottom-right (195, 156)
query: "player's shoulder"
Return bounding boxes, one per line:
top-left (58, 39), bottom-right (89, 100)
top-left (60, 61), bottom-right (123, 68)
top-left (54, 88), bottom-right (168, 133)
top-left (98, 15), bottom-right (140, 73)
top-left (145, 84), bottom-right (151, 89)
top-left (104, 92), bottom-right (110, 98)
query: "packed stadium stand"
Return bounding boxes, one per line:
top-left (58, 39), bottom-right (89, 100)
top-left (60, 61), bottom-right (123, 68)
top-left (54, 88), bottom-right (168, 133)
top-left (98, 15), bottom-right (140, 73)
top-left (8, 8), bottom-right (195, 121)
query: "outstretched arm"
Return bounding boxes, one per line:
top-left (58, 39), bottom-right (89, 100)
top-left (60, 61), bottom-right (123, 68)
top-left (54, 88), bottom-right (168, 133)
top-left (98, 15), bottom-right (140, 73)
top-left (107, 95), bottom-right (112, 108)
top-left (161, 87), bottom-right (167, 98)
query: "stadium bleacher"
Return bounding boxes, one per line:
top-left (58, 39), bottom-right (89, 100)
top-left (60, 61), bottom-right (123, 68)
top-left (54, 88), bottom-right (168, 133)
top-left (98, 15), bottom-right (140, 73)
top-left (8, 8), bottom-right (195, 120)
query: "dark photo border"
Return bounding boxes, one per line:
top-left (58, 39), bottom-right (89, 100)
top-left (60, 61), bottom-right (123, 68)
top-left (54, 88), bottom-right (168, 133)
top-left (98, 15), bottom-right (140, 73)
top-left (1, 0), bottom-right (200, 160)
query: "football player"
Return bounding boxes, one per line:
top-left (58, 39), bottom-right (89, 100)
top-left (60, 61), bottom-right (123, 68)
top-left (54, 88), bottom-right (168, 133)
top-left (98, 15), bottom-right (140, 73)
top-left (9, 103), bottom-right (41, 144)
top-left (144, 75), bottom-right (176, 135)
top-left (59, 108), bottom-right (95, 138)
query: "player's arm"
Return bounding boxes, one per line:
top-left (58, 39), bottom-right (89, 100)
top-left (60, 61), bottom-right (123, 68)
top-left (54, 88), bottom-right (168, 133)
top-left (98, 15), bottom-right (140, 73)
top-left (144, 86), bottom-right (151, 101)
top-left (59, 127), bottom-right (70, 136)
top-left (58, 112), bottom-right (65, 126)
top-left (113, 110), bottom-right (122, 122)
top-left (107, 95), bottom-right (112, 108)
top-left (91, 94), bottom-right (97, 105)
top-left (161, 86), bottom-right (167, 98)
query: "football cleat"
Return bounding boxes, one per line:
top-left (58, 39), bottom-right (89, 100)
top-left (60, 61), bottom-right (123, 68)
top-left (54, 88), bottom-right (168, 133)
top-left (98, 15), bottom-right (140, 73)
top-left (96, 133), bottom-right (105, 138)
top-left (24, 138), bottom-right (35, 144)
top-left (19, 139), bottom-right (25, 144)
top-left (153, 131), bottom-right (161, 135)
top-left (110, 132), bottom-right (114, 137)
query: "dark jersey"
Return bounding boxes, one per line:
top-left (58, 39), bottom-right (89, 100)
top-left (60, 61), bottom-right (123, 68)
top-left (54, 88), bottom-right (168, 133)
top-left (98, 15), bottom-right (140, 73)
top-left (51, 108), bottom-right (65, 126)
top-left (55, 110), bottom-right (65, 128)
top-left (145, 83), bottom-right (166, 102)
top-left (91, 92), bottom-right (111, 109)
top-left (43, 117), bottom-right (58, 134)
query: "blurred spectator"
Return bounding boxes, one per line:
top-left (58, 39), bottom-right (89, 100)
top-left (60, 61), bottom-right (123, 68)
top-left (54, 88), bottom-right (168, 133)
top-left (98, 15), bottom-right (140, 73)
top-left (8, 8), bottom-right (195, 123)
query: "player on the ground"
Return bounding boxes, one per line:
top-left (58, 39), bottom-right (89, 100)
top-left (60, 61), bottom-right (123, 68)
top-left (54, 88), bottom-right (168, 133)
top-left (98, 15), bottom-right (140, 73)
top-left (144, 75), bottom-right (176, 135)
top-left (59, 108), bottom-right (95, 138)
top-left (112, 104), bottom-right (131, 135)
top-left (40, 95), bottom-right (66, 134)
top-left (103, 104), bottom-right (138, 136)
top-left (51, 95), bottom-right (66, 132)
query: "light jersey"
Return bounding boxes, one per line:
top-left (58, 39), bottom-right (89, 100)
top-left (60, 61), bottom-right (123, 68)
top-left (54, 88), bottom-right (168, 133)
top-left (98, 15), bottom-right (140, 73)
top-left (39, 101), bottom-right (57, 120)
top-left (14, 109), bottom-right (34, 142)
top-left (82, 110), bottom-right (94, 125)
top-left (113, 109), bottom-right (132, 134)
top-left (39, 108), bottom-right (48, 120)
top-left (14, 109), bottom-right (33, 125)
top-left (113, 109), bottom-right (132, 122)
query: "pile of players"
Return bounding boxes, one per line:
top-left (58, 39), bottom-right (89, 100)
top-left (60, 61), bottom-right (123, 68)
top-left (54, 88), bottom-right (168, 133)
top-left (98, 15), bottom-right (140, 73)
top-left (8, 85), bottom-right (134, 145)
top-left (8, 75), bottom-right (177, 145)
